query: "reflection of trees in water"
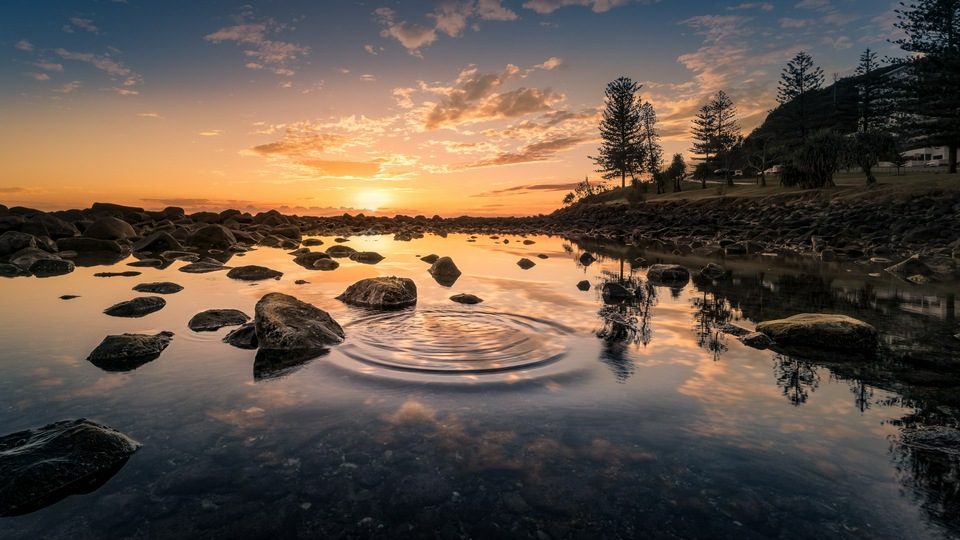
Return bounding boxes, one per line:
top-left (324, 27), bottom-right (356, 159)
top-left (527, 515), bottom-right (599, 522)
top-left (889, 420), bottom-right (960, 532)
top-left (691, 290), bottom-right (739, 361)
top-left (594, 260), bottom-right (659, 382)
top-left (773, 354), bottom-right (820, 406)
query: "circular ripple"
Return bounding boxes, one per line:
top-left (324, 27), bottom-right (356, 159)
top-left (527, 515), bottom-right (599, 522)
top-left (336, 308), bottom-right (572, 380)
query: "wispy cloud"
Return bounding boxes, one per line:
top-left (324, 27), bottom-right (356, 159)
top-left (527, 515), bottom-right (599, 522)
top-left (199, 129), bottom-right (223, 137)
top-left (25, 72), bottom-right (50, 81)
top-left (521, 0), bottom-right (649, 15)
top-left (375, 1), bottom-right (518, 56)
top-left (139, 112), bottom-right (164, 119)
top-left (15, 39), bottom-right (34, 51)
top-left (205, 11), bottom-right (309, 76)
top-left (54, 48), bottom-right (141, 87)
top-left (726, 2), bottom-right (773, 10)
top-left (54, 80), bottom-right (81, 93)
top-left (470, 181), bottom-right (580, 196)
top-left (66, 17), bottom-right (100, 34)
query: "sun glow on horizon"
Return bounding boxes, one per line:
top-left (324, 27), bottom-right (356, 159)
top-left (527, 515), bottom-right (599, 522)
top-left (354, 189), bottom-right (392, 212)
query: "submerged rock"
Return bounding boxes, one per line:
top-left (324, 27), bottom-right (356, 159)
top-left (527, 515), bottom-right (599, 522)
top-left (756, 313), bottom-right (877, 350)
top-left (313, 258), bottom-right (340, 271)
top-left (255, 293), bottom-right (345, 353)
top-left (293, 251), bottom-right (331, 269)
top-left (646, 264), bottom-right (690, 287)
top-left (86, 331), bottom-right (174, 371)
top-left (103, 296), bottom-right (166, 318)
top-left (450, 293), bottom-right (483, 304)
top-left (0, 419), bottom-right (140, 517)
top-left (579, 252), bottom-right (596, 266)
top-left (179, 258), bottom-right (229, 274)
top-left (226, 265), bottom-right (283, 281)
top-left (188, 309), bottom-right (250, 332)
top-left (336, 277), bottom-right (417, 309)
top-left (132, 281), bottom-right (183, 294)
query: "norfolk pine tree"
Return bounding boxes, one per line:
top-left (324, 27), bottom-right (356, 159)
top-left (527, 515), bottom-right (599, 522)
top-left (776, 51), bottom-right (825, 143)
top-left (592, 77), bottom-right (645, 189)
top-left (690, 91), bottom-right (741, 188)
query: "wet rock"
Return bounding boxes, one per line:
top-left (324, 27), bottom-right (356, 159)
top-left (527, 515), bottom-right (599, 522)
top-left (255, 292), bottom-right (345, 352)
top-left (223, 322), bottom-right (258, 349)
top-left (523, 239), bottom-right (536, 245)
top-left (336, 277), bottom-right (417, 309)
top-left (0, 419), bottom-right (140, 517)
top-left (579, 252), bottom-right (596, 266)
top-left (326, 245), bottom-right (358, 258)
top-left (756, 313), bottom-right (877, 350)
top-left (517, 258), bottom-right (536, 269)
top-left (428, 256), bottom-right (461, 287)
top-left (126, 258), bottom-right (163, 268)
top-left (104, 296), bottom-right (166, 318)
top-left (293, 251), bottom-right (332, 269)
top-left (646, 264), bottom-right (690, 287)
top-left (29, 257), bottom-right (75, 277)
top-left (0, 263), bottom-right (21, 276)
top-left (82, 217), bottom-right (137, 241)
top-left (740, 331), bottom-right (774, 349)
top-left (161, 250), bottom-right (199, 262)
top-left (185, 224), bottom-right (237, 251)
top-left (450, 293), bottom-right (483, 304)
top-left (295, 279), bottom-right (308, 285)
top-left (302, 238), bottom-right (324, 247)
top-left (56, 237), bottom-right (126, 255)
top-left (601, 282), bottom-right (632, 303)
top-left (350, 251), bottom-right (385, 264)
top-left (132, 282), bottom-right (184, 294)
top-left (314, 258), bottom-right (340, 271)
top-left (885, 254), bottom-right (960, 282)
top-left (87, 331), bottom-right (174, 371)
top-left (133, 231), bottom-right (183, 254)
top-left (420, 254), bottom-right (440, 264)
top-left (537, 254), bottom-right (549, 259)
top-left (20, 213), bottom-right (78, 240)
top-left (9, 247), bottom-right (60, 271)
top-left (718, 323), bottom-right (751, 337)
top-left (700, 263), bottom-right (726, 280)
top-left (0, 231), bottom-right (40, 258)
top-left (94, 271), bottom-right (141, 278)
top-left (576, 280), bottom-right (591, 291)
top-left (227, 265), bottom-right (283, 281)
top-left (59, 295), bottom-right (80, 300)
top-left (179, 258), bottom-right (229, 273)
top-left (189, 309), bottom-right (250, 332)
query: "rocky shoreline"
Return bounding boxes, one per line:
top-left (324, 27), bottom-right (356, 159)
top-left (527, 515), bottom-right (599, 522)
top-left (2, 188), bottom-right (959, 280)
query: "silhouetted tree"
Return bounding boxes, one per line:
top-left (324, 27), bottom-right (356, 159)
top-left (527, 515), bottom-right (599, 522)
top-left (592, 77), bottom-right (645, 188)
top-left (664, 153), bottom-right (686, 192)
top-left (892, 0), bottom-right (960, 173)
top-left (776, 51), bottom-right (825, 143)
top-left (638, 101), bottom-right (664, 193)
top-left (562, 176), bottom-right (609, 205)
top-left (691, 90), bottom-right (741, 187)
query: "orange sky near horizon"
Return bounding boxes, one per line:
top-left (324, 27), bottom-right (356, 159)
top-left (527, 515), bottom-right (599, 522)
top-left (2, 1), bottom-right (905, 217)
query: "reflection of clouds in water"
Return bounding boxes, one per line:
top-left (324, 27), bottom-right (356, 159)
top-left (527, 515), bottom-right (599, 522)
top-left (470, 275), bottom-right (595, 316)
top-left (55, 374), bottom-right (131, 400)
top-left (207, 406), bottom-right (267, 430)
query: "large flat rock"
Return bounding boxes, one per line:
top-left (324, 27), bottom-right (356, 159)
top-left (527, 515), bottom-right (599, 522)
top-left (756, 313), bottom-right (877, 350)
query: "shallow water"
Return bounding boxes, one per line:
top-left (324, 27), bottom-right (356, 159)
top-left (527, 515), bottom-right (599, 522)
top-left (1, 232), bottom-right (958, 539)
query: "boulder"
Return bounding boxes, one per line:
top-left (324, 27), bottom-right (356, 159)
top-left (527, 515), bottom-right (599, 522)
top-left (428, 256), bottom-right (461, 278)
top-left (255, 293), bottom-right (345, 352)
top-left (420, 254), bottom-right (440, 264)
top-left (450, 293), bottom-right (483, 304)
top-left (103, 296), bottom-right (166, 317)
top-left (29, 258), bottom-right (75, 277)
top-left (185, 224), bottom-right (237, 250)
top-left (0, 231), bottom-right (39, 258)
top-left (326, 245), bottom-right (358, 258)
top-left (82, 217), bottom-right (137, 241)
top-left (132, 231), bottom-right (183, 254)
top-left (226, 265), bottom-right (283, 281)
top-left (314, 258), bottom-right (340, 271)
top-left (86, 331), bottom-right (174, 371)
top-left (302, 238), bottom-right (324, 247)
top-left (293, 251), bottom-right (332, 269)
top-left (56, 237), bottom-right (126, 255)
top-left (20, 213), bottom-right (78, 240)
top-left (0, 419), bottom-right (140, 517)
top-left (755, 313), bottom-right (877, 350)
top-left (9, 248), bottom-right (61, 271)
top-left (350, 251), bottom-right (385, 264)
top-left (223, 322), bottom-right (258, 349)
top-left (647, 264), bottom-right (690, 287)
top-left (132, 282), bottom-right (183, 294)
top-left (188, 309), bottom-right (250, 332)
top-left (700, 263), bottom-right (726, 280)
top-left (517, 258), bottom-right (536, 269)
top-left (336, 277), bottom-right (417, 309)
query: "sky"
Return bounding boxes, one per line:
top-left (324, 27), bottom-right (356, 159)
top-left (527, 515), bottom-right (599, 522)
top-left (1, 0), bottom-right (909, 217)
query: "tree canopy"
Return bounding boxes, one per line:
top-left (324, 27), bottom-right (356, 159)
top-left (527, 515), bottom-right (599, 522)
top-left (592, 77), bottom-right (646, 188)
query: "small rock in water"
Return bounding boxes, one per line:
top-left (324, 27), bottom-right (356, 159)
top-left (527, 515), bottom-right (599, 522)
top-left (523, 240), bottom-right (536, 245)
top-left (537, 254), bottom-right (549, 259)
top-left (226, 265), bottom-right (283, 281)
top-left (132, 282), bottom-right (183, 294)
top-left (450, 293), bottom-right (483, 304)
top-left (127, 258), bottom-right (163, 268)
top-left (740, 331), bottom-right (774, 349)
top-left (104, 296), bottom-right (166, 318)
top-left (59, 295), bottom-right (80, 300)
top-left (517, 258), bottom-right (536, 269)
top-left (420, 254), bottom-right (440, 264)
top-left (350, 251), bottom-right (385, 264)
top-left (646, 264), bottom-right (690, 287)
top-left (295, 279), bottom-right (308, 285)
top-left (86, 331), bottom-right (173, 371)
top-left (428, 256), bottom-right (462, 287)
top-left (326, 245), bottom-right (357, 258)
top-left (188, 309), bottom-right (250, 332)
top-left (179, 258), bottom-right (229, 274)
top-left (601, 282), bottom-right (632, 303)
top-left (337, 277), bottom-right (417, 309)
top-left (576, 280), bottom-right (590, 291)
top-left (223, 322), bottom-right (258, 349)
top-left (313, 259), bottom-right (339, 271)
top-left (755, 313), bottom-right (877, 350)
top-left (94, 271), bottom-right (142, 278)
top-left (579, 253), bottom-right (596, 266)
top-left (700, 263), bottom-right (726, 280)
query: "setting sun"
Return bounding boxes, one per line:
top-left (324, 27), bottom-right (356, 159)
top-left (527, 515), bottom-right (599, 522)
top-left (354, 189), bottom-right (392, 212)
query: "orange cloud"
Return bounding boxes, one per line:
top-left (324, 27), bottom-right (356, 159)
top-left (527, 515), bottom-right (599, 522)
top-left (299, 159), bottom-right (383, 178)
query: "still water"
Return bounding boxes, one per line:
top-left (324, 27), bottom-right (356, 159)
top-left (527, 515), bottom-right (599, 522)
top-left (1, 232), bottom-right (958, 539)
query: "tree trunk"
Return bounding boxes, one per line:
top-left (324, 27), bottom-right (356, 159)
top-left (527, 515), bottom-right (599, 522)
top-left (949, 144), bottom-right (958, 174)
top-left (621, 171), bottom-right (626, 189)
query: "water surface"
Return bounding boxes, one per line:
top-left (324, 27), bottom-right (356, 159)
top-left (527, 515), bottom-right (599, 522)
top-left (1, 233), bottom-right (957, 539)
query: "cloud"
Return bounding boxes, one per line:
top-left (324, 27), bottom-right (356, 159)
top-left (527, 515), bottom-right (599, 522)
top-left (780, 17), bottom-right (811, 28)
top-left (68, 17), bottom-right (100, 34)
top-left (470, 181), bottom-right (580, 196)
top-left (455, 135), bottom-right (589, 169)
top-left (25, 72), bottom-right (50, 81)
top-left (249, 132), bottom-right (349, 158)
top-left (534, 56), bottom-right (567, 71)
top-left (360, 74), bottom-right (376, 82)
top-left (199, 130), bottom-right (223, 136)
top-left (114, 87), bottom-right (138, 95)
top-left (35, 62), bottom-right (63, 72)
top-left (726, 2), bottom-right (773, 10)
top-left (0, 187), bottom-right (30, 194)
top-left (376, 2), bottom-right (518, 55)
top-left (54, 80), bottom-right (81, 93)
top-left (15, 39), bottom-right (34, 51)
top-left (54, 48), bottom-right (141, 86)
top-left (139, 112), bottom-right (164, 119)
top-left (521, 0), bottom-right (639, 15)
top-left (364, 44), bottom-right (379, 55)
top-left (204, 14), bottom-right (309, 76)
top-left (795, 0), bottom-right (830, 10)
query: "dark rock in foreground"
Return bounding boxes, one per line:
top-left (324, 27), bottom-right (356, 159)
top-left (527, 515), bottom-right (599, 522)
top-left (86, 331), bottom-right (174, 371)
top-left (133, 281), bottom-right (183, 294)
top-left (226, 265), bottom-right (283, 281)
top-left (646, 264), bottom-right (690, 287)
top-left (223, 322), bottom-right (258, 349)
top-left (756, 313), bottom-right (877, 350)
top-left (103, 296), bottom-right (166, 318)
top-left (428, 256), bottom-right (461, 287)
top-left (255, 293), bottom-right (344, 354)
top-left (189, 309), bottom-right (250, 332)
top-left (450, 293), bottom-right (483, 304)
top-left (0, 419), bottom-right (140, 517)
top-left (337, 277), bottom-right (417, 309)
